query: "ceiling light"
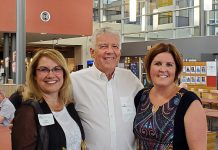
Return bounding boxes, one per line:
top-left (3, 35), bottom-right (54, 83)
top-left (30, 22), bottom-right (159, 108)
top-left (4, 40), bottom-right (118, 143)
top-left (129, 0), bottom-right (136, 22)
top-left (40, 33), bottom-right (47, 35)
top-left (204, 0), bottom-right (212, 11)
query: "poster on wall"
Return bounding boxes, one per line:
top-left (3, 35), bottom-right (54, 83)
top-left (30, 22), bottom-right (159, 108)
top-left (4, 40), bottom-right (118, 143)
top-left (201, 66), bottom-right (206, 74)
top-left (186, 66), bottom-right (190, 73)
top-left (186, 76), bottom-right (191, 83)
top-left (196, 76), bottom-right (201, 84)
top-left (201, 76), bottom-right (206, 84)
top-left (191, 76), bottom-right (196, 84)
top-left (182, 66), bottom-right (186, 73)
top-left (206, 61), bottom-right (216, 76)
top-left (191, 66), bottom-right (195, 74)
top-left (196, 66), bottom-right (201, 74)
top-left (181, 76), bottom-right (187, 83)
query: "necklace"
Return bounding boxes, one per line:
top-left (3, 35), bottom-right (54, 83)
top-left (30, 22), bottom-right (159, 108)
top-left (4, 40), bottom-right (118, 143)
top-left (152, 105), bottom-right (159, 113)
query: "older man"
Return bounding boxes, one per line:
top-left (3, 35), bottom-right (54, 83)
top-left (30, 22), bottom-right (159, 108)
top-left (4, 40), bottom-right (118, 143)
top-left (71, 27), bottom-right (144, 150)
top-left (0, 90), bottom-right (16, 126)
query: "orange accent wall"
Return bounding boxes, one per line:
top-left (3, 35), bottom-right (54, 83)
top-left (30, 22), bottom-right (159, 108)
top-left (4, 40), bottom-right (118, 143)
top-left (0, 0), bottom-right (92, 36)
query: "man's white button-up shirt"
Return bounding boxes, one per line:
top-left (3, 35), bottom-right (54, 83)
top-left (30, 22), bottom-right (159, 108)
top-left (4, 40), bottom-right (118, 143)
top-left (71, 65), bottom-right (144, 150)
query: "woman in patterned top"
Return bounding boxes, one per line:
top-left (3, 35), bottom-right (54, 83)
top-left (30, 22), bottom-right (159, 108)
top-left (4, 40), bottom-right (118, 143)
top-left (133, 43), bottom-right (207, 150)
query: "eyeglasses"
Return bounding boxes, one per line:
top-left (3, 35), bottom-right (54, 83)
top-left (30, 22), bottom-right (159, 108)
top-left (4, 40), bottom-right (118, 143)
top-left (36, 66), bottom-right (63, 75)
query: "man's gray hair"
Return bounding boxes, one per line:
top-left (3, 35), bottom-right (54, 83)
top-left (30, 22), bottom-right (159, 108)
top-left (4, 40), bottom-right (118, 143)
top-left (90, 27), bottom-right (121, 49)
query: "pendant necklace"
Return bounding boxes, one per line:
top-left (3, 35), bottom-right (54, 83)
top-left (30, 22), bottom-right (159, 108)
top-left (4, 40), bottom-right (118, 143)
top-left (152, 105), bottom-right (159, 113)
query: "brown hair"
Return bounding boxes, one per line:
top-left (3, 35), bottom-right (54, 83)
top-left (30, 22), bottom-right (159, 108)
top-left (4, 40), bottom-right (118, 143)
top-left (23, 49), bottom-right (73, 104)
top-left (144, 43), bottom-right (183, 82)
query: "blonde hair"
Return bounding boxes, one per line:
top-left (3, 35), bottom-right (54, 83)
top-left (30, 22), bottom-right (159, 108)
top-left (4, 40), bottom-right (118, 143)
top-left (23, 49), bottom-right (73, 104)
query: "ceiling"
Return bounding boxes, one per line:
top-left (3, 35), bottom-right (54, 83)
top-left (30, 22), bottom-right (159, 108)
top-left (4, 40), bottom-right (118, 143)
top-left (0, 32), bottom-right (81, 52)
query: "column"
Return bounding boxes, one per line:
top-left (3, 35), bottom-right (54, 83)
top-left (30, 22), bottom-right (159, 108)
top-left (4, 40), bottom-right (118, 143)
top-left (3, 33), bottom-right (10, 84)
top-left (16, 0), bottom-right (26, 84)
top-left (200, 0), bottom-right (206, 36)
top-left (11, 33), bottom-right (16, 83)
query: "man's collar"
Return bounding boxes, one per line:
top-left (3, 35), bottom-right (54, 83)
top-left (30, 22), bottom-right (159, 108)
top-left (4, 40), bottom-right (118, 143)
top-left (92, 64), bottom-right (116, 80)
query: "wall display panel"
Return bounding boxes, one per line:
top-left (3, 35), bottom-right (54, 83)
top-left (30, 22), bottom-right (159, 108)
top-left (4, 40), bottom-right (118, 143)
top-left (181, 61), bottom-right (217, 89)
top-left (181, 61), bottom-right (207, 86)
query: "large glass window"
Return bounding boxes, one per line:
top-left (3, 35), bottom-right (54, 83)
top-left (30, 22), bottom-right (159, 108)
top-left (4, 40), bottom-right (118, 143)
top-left (158, 11), bottom-right (173, 25)
top-left (123, 16), bottom-right (142, 33)
top-left (102, 6), bottom-right (121, 21)
top-left (94, 0), bottom-right (203, 42)
top-left (175, 9), bottom-right (194, 27)
top-left (157, 0), bottom-right (173, 7)
top-left (175, 0), bottom-right (194, 8)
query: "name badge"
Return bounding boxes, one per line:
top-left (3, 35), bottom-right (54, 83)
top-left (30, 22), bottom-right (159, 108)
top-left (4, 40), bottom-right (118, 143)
top-left (38, 113), bottom-right (55, 126)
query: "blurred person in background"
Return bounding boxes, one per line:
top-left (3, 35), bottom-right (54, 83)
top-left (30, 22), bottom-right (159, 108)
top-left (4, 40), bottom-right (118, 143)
top-left (9, 85), bottom-right (24, 110)
top-left (0, 90), bottom-right (15, 127)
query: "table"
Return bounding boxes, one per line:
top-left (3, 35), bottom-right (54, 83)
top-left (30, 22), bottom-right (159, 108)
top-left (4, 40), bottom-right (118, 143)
top-left (201, 98), bottom-right (218, 109)
top-left (204, 108), bottom-right (218, 131)
top-left (210, 90), bottom-right (218, 99)
top-left (198, 89), bottom-right (209, 98)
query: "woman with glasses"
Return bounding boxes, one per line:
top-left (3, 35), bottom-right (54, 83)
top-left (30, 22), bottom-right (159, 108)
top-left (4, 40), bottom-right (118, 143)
top-left (12, 49), bottom-right (86, 150)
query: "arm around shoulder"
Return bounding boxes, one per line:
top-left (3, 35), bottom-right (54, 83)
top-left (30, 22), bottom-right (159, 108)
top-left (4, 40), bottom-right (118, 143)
top-left (184, 100), bottom-right (207, 150)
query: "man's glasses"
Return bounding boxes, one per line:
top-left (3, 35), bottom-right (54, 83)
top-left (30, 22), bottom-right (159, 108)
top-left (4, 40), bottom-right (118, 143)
top-left (36, 66), bottom-right (63, 75)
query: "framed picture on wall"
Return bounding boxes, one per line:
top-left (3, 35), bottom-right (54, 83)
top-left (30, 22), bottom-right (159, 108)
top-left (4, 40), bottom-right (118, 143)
top-left (186, 66), bottom-right (190, 73)
top-left (186, 76), bottom-right (191, 83)
top-left (196, 76), bottom-right (201, 84)
top-left (191, 76), bottom-right (196, 84)
top-left (183, 66), bottom-right (186, 73)
top-left (191, 66), bottom-right (195, 74)
top-left (196, 66), bottom-right (201, 74)
top-left (201, 66), bottom-right (206, 74)
top-left (201, 76), bottom-right (206, 84)
top-left (181, 76), bottom-right (187, 83)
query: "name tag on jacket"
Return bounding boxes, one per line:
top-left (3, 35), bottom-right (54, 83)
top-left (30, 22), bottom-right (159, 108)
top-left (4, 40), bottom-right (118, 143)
top-left (38, 113), bottom-right (55, 126)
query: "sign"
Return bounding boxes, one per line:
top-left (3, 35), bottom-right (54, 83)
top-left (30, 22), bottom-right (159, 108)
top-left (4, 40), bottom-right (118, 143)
top-left (40, 11), bottom-right (51, 22)
top-left (207, 61), bottom-right (216, 76)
